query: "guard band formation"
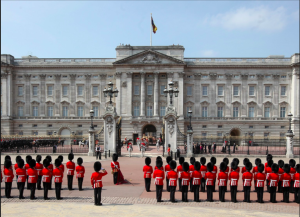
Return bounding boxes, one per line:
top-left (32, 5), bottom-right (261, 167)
top-left (2, 153), bottom-right (300, 205)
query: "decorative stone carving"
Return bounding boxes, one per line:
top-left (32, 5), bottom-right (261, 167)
top-left (256, 74), bottom-right (264, 80)
top-left (60, 100), bottom-right (70, 105)
top-left (100, 74), bottom-right (107, 79)
top-left (167, 72), bottom-right (174, 79)
top-left (241, 74), bottom-right (248, 80)
top-left (115, 72), bottom-right (122, 78)
top-left (75, 100), bottom-right (85, 105)
top-left (1, 73), bottom-right (8, 79)
top-left (45, 100), bottom-right (55, 105)
top-left (69, 74), bottom-right (77, 79)
top-left (209, 73), bottom-right (217, 80)
top-left (225, 73), bottom-right (233, 80)
top-left (24, 74), bottom-right (31, 79)
top-left (54, 74), bottom-right (61, 78)
top-left (178, 72), bottom-right (185, 78)
top-left (272, 74), bottom-right (280, 79)
top-left (122, 81), bottom-right (127, 87)
top-left (39, 74), bottom-right (46, 79)
top-left (106, 116), bottom-right (113, 136)
top-left (31, 100), bottom-right (40, 105)
top-left (139, 53), bottom-right (161, 63)
top-left (126, 72), bottom-right (132, 78)
top-left (85, 74), bottom-right (92, 79)
top-left (194, 73), bottom-right (202, 79)
top-left (167, 117), bottom-right (175, 137)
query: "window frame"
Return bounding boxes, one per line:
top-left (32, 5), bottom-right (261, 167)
top-left (47, 85), bottom-right (53, 96)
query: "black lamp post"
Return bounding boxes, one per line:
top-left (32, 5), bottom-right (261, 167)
top-left (287, 112), bottom-right (293, 133)
top-left (188, 109), bottom-right (193, 130)
top-left (90, 109), bottom-right (94, 130)
top-left (103, 81), bottom-right (119, 105)
top-left (164, 80), bottom-right (179, 105)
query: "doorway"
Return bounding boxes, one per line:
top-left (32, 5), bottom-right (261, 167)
top-left (230, 128), bottom-right (241, 146)
top-left (133, 134), bottom-right (138, 145)
top-left (142, 124), bottom-right (157, 145)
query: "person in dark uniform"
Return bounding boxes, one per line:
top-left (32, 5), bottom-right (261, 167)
top-left (289, 159), bottom-right (296, 193)
top-left (204, 143), bottom-right (207, 153)
top-left (143, 157), bottom-right (153, 192)
top-left (233, 143), bottom-right (236, 153)
top-left (278, 160), bottom-right (285, 193)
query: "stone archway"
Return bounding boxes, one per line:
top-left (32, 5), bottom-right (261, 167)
top-left (142, 124), bottom-right (157, 145)
top-left (59, 127), bottom-right (71, 145)
top-left (230, 128), bottom-right (241, 146)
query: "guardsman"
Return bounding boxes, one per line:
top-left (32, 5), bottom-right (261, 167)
top-left (66, 153), bottom-right (75, 190)
top-left (165, 156), bottom-right (173, 192)
top-left (46, 155), bottom-right (53, 190)
top-left (14, 156), bottom-right (22, 188)
top-left (91, 162), bottom-right (108, 206)
top-left (222, 158), bottom-right (229, 192)
top-left (153, 159), bottom-right (165, 202)
top-left (58, 155), bottom-right (65, 183)
top-left (294, 164), bottom-right (300, 203)
top-left (25, 155), bottom-right (32, 190)
top-left (200, 157), bottom-right (207, 192)
top-left (167, 160), bottom-right (178, 203)
top-left (177, 157), bottom-right (185, 191)
top-left (265, 154), bottom-right (273, 172)
top-left (27, 159), bottom-right (38, 200)
top-left (35, 155), bottom-right (43, 190)
top-left (265, 159), bottom-right (273, 193)
top-left (167, 144), bottom-right (171, 156)
top-left (192, 161), bottom-right (201, 202)
top-left (252, 158), bottom-right (261, 192)
top-left (255, 163), bottom-right (266, 203)
top-left (277, 160), bottom-right (285, 193)
top-left (210, 157), bottom-right (217, 192)
top-left (189, 157), bottom-right (195, 192)
top-left (269, 163), bottom-right (279, 203)
top-left (16, 159), bottom-right (26, 199)
top-left (155, 156), bottom-right (164, 171)
top-left (181, 162), bottom-right (190, 202)
top-left (205, 162), bottom-right (215, 202)
top-left (218, 162), bottom-right (228, 202)
top-left (143, 157), bottom-right (153, 192)
top-left (289, 159), bottom-right (296, 193)
top-left (111, 153), bottom-right (120, 185)
top-left (242, 162), bottom-right (253, 203)
top-left (231, 158), bottom-right (240, 173)
top-left (281, 164), bottom-right (291, 203)
top-left (76, 157), bottom-right (85, 191)
top-left (5, 155), bottom-right (13, 171)
top-left (53, 158), bottom-right (63, 200)
top-left (241, 158), bottom-right (249, 192)
top-left (42, 159), bottom-right (51, 200)
top-left (4, 160), bottom-right (14, 198)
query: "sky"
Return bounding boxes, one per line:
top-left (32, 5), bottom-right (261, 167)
top-left (1, 1), bottom-right (299, 58)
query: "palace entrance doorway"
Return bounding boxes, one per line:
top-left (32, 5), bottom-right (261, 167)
top-left (142, 124), bottom-right (157, 145)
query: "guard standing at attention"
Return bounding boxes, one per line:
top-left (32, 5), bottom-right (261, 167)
top-left (181, 162), bottom-right (190, 202)
top-left (255, 163), bottom-right (266, 203)
top-left (143, 157), bottom-right (153, 192)
top-left (177, 157), bottom-right (185, 192)
top-left (200, 157), bottom-right (207, 192)
top-left (167, 160), bottom-right (178, 203)
top-left (66, 153), bottom-right (75, 190)
top-left (205, 162), bottom-right (215, 202)
top-left (35, 155), bottom-right (43, 190)
top-left (42, 159), bottom-right (51, 200)
top-left (229, 161), bottom-right (239, 203)
top-left (91, 161), bottom-right (107, 206)
top-left (242, 162), bottom-right (253, 203)
top-left (4, 160), bottom-right (14, 198)
top-left (165, 156), bottom-right (173, 192)
top-left (53, 158), bottom-right (63, 200)
top-left (27, 159), bottom-right (38, 200)
top-left (16, 159), bottom-right (26, 199)
top-left (76, 157), bottom-right (85, 191)
top-left (192, 161), bottom-right (201, 202)
top-left (218, 162), bottom-right (228, 202)
top-left (153, 159), bottom-right (165, 202)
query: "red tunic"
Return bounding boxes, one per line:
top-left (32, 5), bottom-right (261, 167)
top-left (27, 168), bottom-right (38, 183)
top-left (255, 172), bottom-right (266, 187)
top-left (200, 165), bottom-right (207, 179)
top-left (167, 170), bottom-right (178, 186)
top-left (48, 164), bottom-right (54, 176)
top-left (154, 166), bottom-right (164, 171)
top-left (205, 171), bottom-right (215, 186)
top-left (191, 170), bottom-right (201, 185)
top-left (41, 168), bottom-right (52, 183)
top-left (224, 166), bottom-right (229, 176)
top-left (53, 168), bottom-right (63, 183)
top-left (189, 165), bottom-right (195, 178)
top-left (290, 167), bottom-right (296, 181)
top-left (16, 168), bottom-right (27, 182)
top-left (153, 169), bottom-right (165, 185)
top-left (25, 163), bottom-right (30, 175)
top-left (281, 173), bottom-right (291, 187)
top-left (91, 171), bottom-right (108, 188)
top-left (59, 164), bottom-right (65, 173)
top-left (66, 161), bottom-right (76, 176)
top-left (75, 165), bottom-right (85, 178)
top-left (252, 166), bottom-right (258, 179)
top-left (268, 173), bottom-right (279, 187)
top-left (35, 162), bottom-right (43, 176)
top-left (242, 171), bottom-right (253, 186)
top-left (181, 171), bottom-right (190, 186)
top-left (111, 161), bottom-right (120, 171)
top-left (264, 162), bottom-right (268, 170)
top-left (14, 163), bottom-right (19, 171)
top-left (212, 166), bottom-right (218, 179)
top-left (143, 165), bottom-right (153, 179)
top-left (241, 166), bottom-right (246, 174)
top-left (4, 168), bottom-right (14, 182)
top-left (218, 171), bottom-right (228, 186)
top-left (165, 164), bottom-right (171, 178)
top-left (294, 173), bottom-right (300, 188)
top-left (265, 166), bottom-right (272, 180)
top-left (230, 167), bottom-right (240, 173)
top-left (177, 165), bottom-right (183, 179)
top-left (278, 168), bottom-right (284, 181)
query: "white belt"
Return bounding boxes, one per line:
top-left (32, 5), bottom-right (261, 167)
top-left (154, 177), bottom-right (163, 184)
top-left (169, 178), bottom-right (177, 185)
top-left (206, 178), bottom-right (213, 185)
top-left (283, 180), bottom-right (289, 186)
top-left (54, 176), bottom-right (61, 178)
top-left (95, 180), bottom-right (102, 182)
top-left (266, 173), bottom-right (270, 179)
top-left (4, 175), bottom-right (11, 177)
top-left (36, 169), bottom-right (42, 171)
top-left (29, 176), bottom-right (35, 178)
top-left (146, 172), bottom-right (151, 173)
top-left (270, 179), bottom-right (277, 186)
top-left (257, 179), bottom-right (264, 187)
top-left (231, 179), bottom-right (238, 185)
top-left (193, 178), bottom-right (201, 185)
top-left (43, 175), bottom-right (49, 177)
top-left (182, 178), bottom-right (189, 185)
top-left (212, 171), bottom-right (216, 173)
top-left (18, 175), bottom-right (25, 177)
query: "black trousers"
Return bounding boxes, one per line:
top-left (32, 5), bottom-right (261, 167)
top-left (206, 185), bottom-right (213, 201)
top-left (156, 185), bottom-right (163, 202)
top-left (96, 152), bottom-right (100, 160)
top-left (266, 180), bottom-right (270, 192)
top-left (244, 186), bottom-right (251, 202)
top-left (43, 182), bottom-right (49, 199)
top-left (257, 187), bottom-right (264, 203)
top-left (194, 185), bottom-right (200, 201)
top-left (18, 182), bottom-right (25, 199)
top-left (270, 186), bottom-right (277, 203)
top-left (49, 176), bottom-right (53, 190)
top-left (295, 187), bottom-right (300, 203)
top-left (219, 186), bottom-right (226, 202)
top-left (190, 178), bottom-right (194, 192)
top-left (278, 181), bottom-right (282, 192)
top-left (5, 182), bottom-right (12, 198)
top-left (170, 186), bottom-right (176, 202)
top-left (26, 176), bottom-right (30, 189)
top-left (166, 178), bottom-right (170, 192)
top-left (230, 186), bottom-right (237, 202)
top-left (37, 176), bottom-right (42, 189)
top-left (213, 180), bottom-right (216, 192)
top-left (16, 175), bottom-right (19, 189)
top-left (182, 185), bottom-right (188, 202)
top-left (29, 183), bottom-right (36, 199)
top-left (201, 178), bottom-right (206, 192)
top-left (113, 172), bottom-right (118, 184)
top-left (178, 179), bottom-right (182, 191)
top-left (254, 180), bottom-right (257, 192)
top-left (290, 181), bottom-right (294, 193)
top-left (145, 178), bottom-right (151, 191)
top-left (94, 187), bottom-right (102, 205)
top-left (55, 182), bottom-right (62, 199)
top-left (67, 175), bottom-right (73, 190)
top-left (282, 187), bottom-right (290, 202)
top-left (78, 178), bottom-right (83, 190)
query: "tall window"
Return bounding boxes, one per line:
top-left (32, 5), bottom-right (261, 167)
top-left (147, 106), bottom-right (153, 117)
top-left (18, 106), bottom-right (23, 117)
top-left (265, 86), bottom-right (270, 96)
top-left (280, 107), bottom-right (286, 117)
top-left (249, 86), bottom-right (255, 96)
top-left (202, 106), bottom-right (208, 117)
top-left (281, 86), bottom-right (286, 96)
top-left (264, 107), bottom-right (270, 118)
top-left (33, 106), bottom-right (38, 117)
top-left (93, 106), bottom-right (99, 117)
top-left (33, 86), bottom-right (38, 96)
top-left (218, 86), bottom-right (224, 96)
top-left (63, 86), bottom-right (68, 96)
top-left (233, 86), bottom-right (239, 96)
top-left (147, 85), bottom-right (153, 95)
top-left (233, 107), bottom-right (239, 117)
top-left (134, 85), bottom-right (139, 95)
top-left (47, 106), bottom-right (53, 117)
top-left (217, 107), bottom-right (223, 117)
top-left (47, 86), bottom-right (53, 96)
top-left (93, 86), bottom-right (98, 96)
top-left (77, 106), bottom-right (83, 117)
top-left (249, 107), bottom-right (254, 117)
top-left (160, 85), bottom-right (165, 95)
top-left (187, 86), bottom-right (192, 96)
top-left (202, 86), bottom-right (208, 96)
top-left (160, 106), bottom-right (166, 116)
top-left (77, 86), bottom-right (83, 96)
top-left (62, 106), bottom-right (68, 117)
top-left (133, 106), bottom-right (140, 117)
top-left (186, 106), bottom-right (192, 116)
top-left (18, 86), bottom-right (23, 96)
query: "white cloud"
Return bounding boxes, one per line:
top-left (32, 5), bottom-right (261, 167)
top-left (205, 6), bottom-right (287, 32)
top-left (201, 50), bottom-right (218, 57)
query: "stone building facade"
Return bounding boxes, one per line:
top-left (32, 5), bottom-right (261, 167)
top-left (1, 45), bottom-right (299, 145)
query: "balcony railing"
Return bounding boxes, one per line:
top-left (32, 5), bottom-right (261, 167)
top-left (12, 116), bottom-right (104, 120)
top-left (183, 117), bottom-right (288, 121)
top-left (14, 58), bottom-right (116, 65)
top-left (184, 58), bottom-right (291, 64)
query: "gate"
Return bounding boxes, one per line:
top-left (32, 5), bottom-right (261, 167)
top-left (116, 117), bottom-right (122, 156)
top-left (177, 124), bottom-right (187, 148)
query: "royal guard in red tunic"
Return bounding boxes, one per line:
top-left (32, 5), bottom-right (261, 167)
top-left (241, 158), bottom-right (250, 192)
top-left (4, 155), bottom-right (13, 171)
top-left (111, 153), bottom-right (125, 185)
top-left (294, 164), bottom-right (300, 203)
top-left (189, 157), bottom-right (195, 192)
top-left (205, 162), bottom-right (215, 202)
top-left (4, 160), bottom-right (14, 198)
top-left (16, 159), bottom-right (26, 199)
top-left (46, 155), bottom-right (53, 190)
top-left (281, 164), bottom-right (291, 203)
top-left (268, 164), bottom-right (279, 203)
top-left (53, 158), bottom-right (63, 200)
top-left (153, 159), bottom-right (165, 202)
top-left (277, 160), bottom-right (285, 193)
top-left (42, 159), bottom-right (51, 200)
top-left (265, 160), bottom-right (273, 193)
top-left (253, 158), bottom-right (261, 192)
top-left (167, 144), bottom-right (171, 156)
top-left (218, 162), bottom-right (228, 202)
top-left (165, 156), bottom-right (173, 192)
top-left (289, 159), bottom-right (296, 193)
top-left (66, 153), bottom-right (75, 190)
top-left (25, 155), bottom-right (32, 190)
top-left (231, 158), bottom-right (241, 173)
top-left (14, 156), bottom-right (22, 189)
top-left (143, 157), bottom-right (153, 192)
top-left (222, 158), bottom-right (229, 192)
top-left (35, 155), bottom-right (43, 190)
top-left (58, 155), bottom-right (65, 177)
top-left (76, 157), bottom-right (85, 191)
top-left (255, 164), bottom-right (266, 203)
top-left (167, 160), bottom-right (178, 203)
top-left (210, 157), bottom-right (217, 192)
top-left (181, 162), bottom-right (190, 202)
top-left (264, 154), bottom-right (273, 172)
top-left (200, 157), bottom-right (207, 192)
top-left (27, 159), bottom-right (38, 200)
top-left (91, 161), bottom-right (108, 206)
top-left (155, 156), bottom-right (164, 171)
top-left (192, 161), bottom-right (201, 202)
top-left (177, 157), bottom-right (185, 192)
top-left (242, 162), bottom-right (253, 202)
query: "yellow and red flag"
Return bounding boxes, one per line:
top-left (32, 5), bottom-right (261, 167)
top-left (151, 17), bottom-right (157, 34)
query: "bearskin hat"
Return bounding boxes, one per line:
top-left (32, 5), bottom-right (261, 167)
top-left (112, 153), bottom-right (118, 162)
top-left (58, 155), bottom-right (64, 163)
top-left (156, 159), bottom-right (163, 168)
top-left (243, 158), bottom-right (249, 166)
top-left (17, 159), bottom-right (25, 169)
top-left (258, 163), bottom-right (264, 173)
top-left (168, 144), bottom-right (170, 147)
top-left (46, 155), bottom-right (52, 163)
top-left (43, 159), bottom-right (50, 168)
top-left (266, 154), bottom-right (273, 161)
top-left (183, 162), bottom-right (189, 172)
top-left (166, 156), bottom-right (173, 164)
top-left (194, 161), bottom-right (201, 171)
top-left (296, 164), bottom-right (300, 173)
top-left (179, 157), bottom-right (185, 165)
top-left (210, 157), bottom-right (216, 165)
top-left (278, 160), bottom-right (284, 168)
top-left (289, 159), bottom-right (296, 168)
top-left (220, 162), bottom-right (227, 172)
top-left (200, 157), bottom-right (206, 165)
top-left (245, 162), bottom-right (252, 171)
top-left (16, 155), bottom-right (22, 164)
top-left (77, 157), bottom-right (83, 165)
top-left (55, 158), bottom-right (61, 168)
top-left (283, 164), bottom-right (290, 173)
top-left (4, 160), bottom-right (12, 169)
top-left (267, 159), bottom-right (273, 167)
top-left (94, 161), bottom-right (101, 172)
top-left (190, 157), bottom-right (195, 165)
top-left (207, 162), bottom-right (213, 172)
top-left (231, 161), bottom-right (237, 171)
top-left (29, 159), bottom-right (36, 168)
top-left (26, 155), bottom-right (32, 164)
top-left (5, 155), bottom-right (11, 162)
top-left (223, 158), bottom-right (229, 166)
top-left (68, 153), bottom-right (74, 161)
top-left (255, 158), bottom-right (261, 166)
top-left (36, 155), bottom-right (42, 163)
top-left (233, 158), bottom-right (240, 166)
top-left (271, 163), bottom-right (279, 173)
top-left (156, 156), bottom-right (162, 162)
top-left (145, 157), bottom-right (151, 166)
top-left (170, 160), bottom-right (177, 170)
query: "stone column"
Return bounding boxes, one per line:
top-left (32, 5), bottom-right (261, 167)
top-left (291, 68), bottom-right (300, 118)
top-left (209, 73), bottom-right (217, 117)
top-left (286, 132), bottom-right (294, 158)
top-left (164, 105), bottom-right (178, 154)
top-left (241, 74), bottom-right (248, 117)
top-left (115, 72), bottom-right (122, 115)
top-left (256, 74), bottom-right (264, 117)
top-left (24, 74), bottom-right (31, 116)
top-left (272, 74), bottom-right (280, 117)
top-left (85, 74), bottom-right (92, 116)
top-left (225, 73), bottom-right (233, 117)
top-left (54, 74), bottom-right (61, 116)
top-left (186, 129), bottom-right (194, 157)
top-left (69, 74), bottom-right (76, 117)
top-left (103, 105), bottom-right (118, 154)
top-left (178, 72), bottom-right (184, 118)
top-left (126, 72), bottom-right (133, 116)
top-left (39, 74), bottom-right (46, 116)
top-left (153, 71), bottom-right (159, 116)
top-left (1, 72), bottom-right (8, 116)
top-left (88, 128), bottom-right (96, 156)
top-left (100, 74), bottom-right (107, 116)
top-left (140, 72), bottom-right (146, 116)
top-left (194, 74), bottom-right (201, 116)
top-left (7, 69), bottom-right (13, 117)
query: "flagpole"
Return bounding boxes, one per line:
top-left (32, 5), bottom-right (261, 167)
top-left (150, 13), bottom-right (152, 46)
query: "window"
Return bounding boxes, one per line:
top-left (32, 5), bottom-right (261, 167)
top-left (202, 125), bottom-right (207, 128)
top-left (63, 86), bottom-right (68, 96)
top-left (146, 106), bottom-right (153, 117)
top-left (93, 75), bottom-right (98, 78)
top-left (187, 86), bottom-right (192, 96)
top-left (47, 106), bottom-right (53, 117)
top-left (234, 75), bottom-right (240, 79)
top-left (133, 106), bottom-right (140, 117)
top-left (18, 86), bottom-right (23, 96)
top-left (63, 75), bottom-right (68, 78)
top-left (160, 106), bottom-right (166, 116)
top-left (48, 75), bottom-right (53, 78)
top-left (281, 75), bottom-right (286, 78)
top-left (77, 86), bottom-right (83, 96)
top-left (280, 126), bottom-right (285, 129)
top-left (33, 106), bottom-right (38, 117)
top-left (264, 107), bottom-right (270, 117)
top-left (33, 86), bottom-right (38, 96)
top-left (249, 75), bottom-right (255, 78)
top-left (161, 74), bottom-right (166, 78)
top-left (233, 107), bottom-right (239, 117)
top-left (218, 86), bottom-right (224, 96)
top-left (202, 86), bottom-right (208, 96)
top-left (202, 106), bottom-right (208, 117)
top-left (202, 133), bottom-right (207, 138)
top-left (47, 86), bottom-right (53, 96)
top-left (77, 106), bottom-right (83, 117)
top-left (33, 131), bottom-right (38, 136)
top-left (18, 76), bottom-right (23, 78)
top-left (281, 86), bottom-right (286, 96)
top-left (92, 86), bottom-right (98, 96)
top-left (78, 75), bottom-right (83, 78)
top-left (62, 106), bottom-right (68, 117)
top-left (147, 75), bottom-right (153, 78)
top-left (48, 131), bottom-right (53, 136)
top-left (280, 133), bottom-right (285, 139)
top-left (265, 75), bottom-right (271, 78)
top-left (18, 132), bottom-right (23, 135)
top-left (147, 85), bottom-right (153, 95)
top-left (218, 125), bottom-right (222, 128)
top-left (265, 126), bottom-right (269, 129)
top-left (134, 85), bottom-right (139, 95)
top-left (249, 86), bottom-right (255, 96)
top-left (280, 107), bottom-right (286, 117)
top-left (249, 133), bottom-right (253, 137)
top-left (249, 126), bottom-right (253, 129)
top-left (78, 125), bottom-right (82, 127)
top-left (233, 86), bottom-right (239, 96)
top-left (18, 106), bottom-right (23, 117)
top-left (265, 86), bottom-right (270, 96)
top-left (218, 75), bottom-right (223, 78)
top-left (93, 106), bottom-right (99, 117)
top-left (217, 107), bottom-right (223, 117)
top-left (33, 124), bottom-right (38, 127)
top-left (48, 124), bottom-right (52, 127)
top-left (19, 124), bottom-right (23, 127)
top-left (186, 107), bottom-right (192, 116)
top-left (160, 85), bottom-right (165, 95)
top-left (264, 133), bottom-right (269, 140)
top-left (202, 75), bottom-right (208, 78)
top-left (249, 107), bottom-right (254, 117)
top-left (217, 133), bottom-right (222, 137)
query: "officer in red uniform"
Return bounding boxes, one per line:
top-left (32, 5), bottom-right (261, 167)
top-left (289, 159), bottom-right (296, 193)
top-left (210, 157), bottom-right (217, 192)
top-left (265, 159), bottom-right (273, 193)
top-left (255, 163), bottom-right (266, 203)
top-left (192, 161), bottom-right (201, 202)
top-left (222, 158), bottom-right (229, 192)
top-left (16, 159), bottom-right (26, 199)
top-left (76, 157), bottom-right (85, 191)
top-left (25, 155), bottom-right (32, 190)
top-left (27, 159), bottom-right (38, 200)
top-left (167, 160), bottom-right (178, 203)
top-left (269, 163), bottom-right (279, 203)
top-left (242, 162), bottom-right (253, 203)
top-left (46, 155), bottom-right (53, 190)
top-left (231, 158), bottom-right (240, 173)
top-left (35, 155), bottom-right (43, 190)
top-left (58, 155), bottom-right (65, 182)
top-left (143, 157), bottom-right (153, 192)
top-left (53, 158), bottom-right (63, 200)
top-left (181, 162), bottom-right (190, 202)
top-left (177, 157), bottom-right (185, 192)
top-left (264, 154), bottom-right (273, 172)
top-left (165, 156), bottom-right (173, 192)
top-left (155, 156), bottom-right (164, 171)
top-left (241, 158), bottom-right (250, 192)
top-left (153, 159), bottom-right (165, 202)
top-left (281, 164), bottom-right (291, 203)
top-left (252, 158), bottom-right (261, 192)
top-left (111, 154), bottom-right (120, 185)
top-left (189, 157), bottom-right (195, 192)
top-left (294, 164), bottom-right (300, 203)
top-left (205, 162), bottom-right (215, 202)
top-left (66, 153), bottom-right (75, 190)
top-left (200, 157), bottom-right (207, 192)
top-left (218, 162), bottom-right (228, 202)
top-left (14, 155), bottom-right (22, 188)
top-left (42, 159), bottom-right (51, 200)
top-left (4, 160), bottom-right (14, 198)
top-left (167, 144), bottom-right (171, 156)
top-left (277, 160), bottom-right (285, 193)
top-left (91, 161), bottom-right (108, 206)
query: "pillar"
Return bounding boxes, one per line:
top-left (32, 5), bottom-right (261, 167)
top-left (153, 71), bottom-right (159, 116)
top-left (256, 74), bottom-right (264, 117)
top-left (186, 129), bottom-right (194, 157)
top-left (115, 72), bottom-right (122, 115)
top-left (100, 74), bottom-right (107, 116)
top-left (88, 129), bottom-right (96, 156)
top-left (85, 74), bottom-right (92, 117)
top-left (225, 73), bottom-right (232, 117)
top-left (241, 74), bottom-right (248, 117)
top-left (286, 132), bottom-right (294, 158)
top-left (24, 74), bottom-right (31, 116)
top-left (140, 72), bottom-right (145, 116)
top-left (126, 72), bottom-right (133, 116)
top-left (178, 72), bottom-right (184, 118)
top-left (209, 73), bottom-right (217, 117)
top-left (69, 74), bottom-right (76, 117)
top-left (54, 74), bottom-right (61, 116)
top-left (39, 74), bottom-right (46, 116)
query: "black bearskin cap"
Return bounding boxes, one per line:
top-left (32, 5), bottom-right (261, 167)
top-left (94, 161), bottom-right (101, 172)
top-left (156, 159), bottom-right (163, 168)
top-left (29, 159), bottom-right (36, 168)
top-left (190, 157), bottom-right (195, 165)
top-left (296, 164), bottom-right (300, 173)
top-left (36, 155), bottom-right (42, 163)
top-left (267, 159), bottom-right (273, 167)
top-left (289, 159), bottom-right (296, 168)
top-left (26, 155), bottom-right (32, 164)
top-left (16, 155), bottom-right (22, 163)
top-left (55, 158), bottom-right (61, 168)
top-left (278, 160), bottom-right (284, 168)
top-left (68, 153), bottom-right (74, 161)
top-left (43, 159), bottom-right (50, 168)
top-left (77, 157), bottom-right (83, 165)
top-left (233, 158), bottom-right (240, 166)
top-left (46, 155), bottom-right (52, 163)
top-left (58, 155), bottom-right (64, 162)
top-left (4, 160), bottom-right (12, 169)
top-left (183, 162), bottom-right (189, 172)
top-left (166, 156), bottom-right (173, 164)
top-left (145, 157), bottom-right (151, 166)
top-left (243, 158), bottom-right (249, 166)
top-left (17, 159), bottom-right (25, 169)
top-left (245, 162), bottom-right (252, 171)
top-left (200, 157), bottom-right (206, 165)
top-left (5, 155), bottom-right (11, 161)
top-left (271, 163), bottom-right (279, 173)
top-left (231, 161), bottom-right (237, 171)
top-left (156, 156), bottom-right (162, 162)
top-left (255, 158), bottom-right (261, 166)
top-left (220, 162), bottom-right (227, 172)
top-left (258, 163), bottom-right (264, 173)
top-left (210, 157), bottom-right (216, 165)
top-left (170, 160), bottom-right (177, 170)
top-left (194, 161), bottom-right (200, 171)
top-left (179, 157), bottom-right (185, 165)
top-left (223, 158), bottom-right (229, 166)
top-left (266, 154), bottom-right (273, 161)
top-left (112, 153), bottom-right (118, 162)
top-left (207, 162), bottom-right (213, 172)
top-left (168, 144), bottom-right (170, 147)
top-left (283, 164), bottom-right (290, 173)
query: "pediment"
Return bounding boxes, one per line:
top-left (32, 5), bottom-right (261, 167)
top-left (91, 100), bottom-right (100, 105)
top-left (60, 100), bottom-right (70, 105)
top-left (113, 50), bottom-right (185, 65)
top-left (76, 100), bottom-right (85, 105)
top-left (247, 100), bottom-right (257, 105)
top-left (185, 100), bottom-right (194, 105)
top-left (16, 100), bottom-right (25, 105)
top-left (45, 100), bottom-right (55, 105)
top-left (200, 100), bottom-right (210, 105)
top-left (31, 100), bottom-right (40, 105)
top-left (231, 101), bottom-right (241, 105)
top-left (279, 100), bottom-right (289, 105)
top-left (263, 100), bottom-right (273, 105)
top-left (216, 100), bottom-right (225, 105)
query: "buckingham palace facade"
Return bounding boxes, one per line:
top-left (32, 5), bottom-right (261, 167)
top-left (1, 45), bottom-right (299, 143)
